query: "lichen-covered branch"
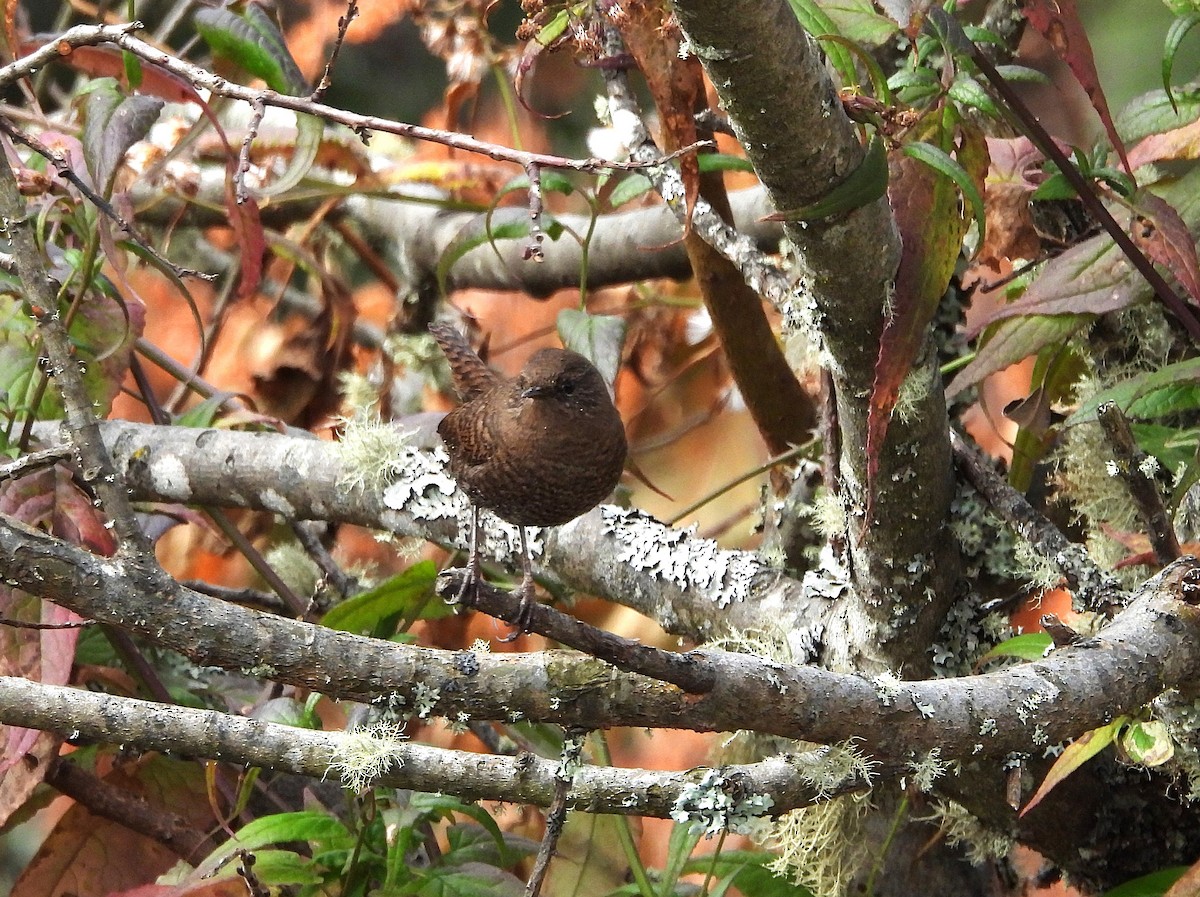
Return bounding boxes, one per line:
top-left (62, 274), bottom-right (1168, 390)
top-left (668, 0), bottom-right (958, 671)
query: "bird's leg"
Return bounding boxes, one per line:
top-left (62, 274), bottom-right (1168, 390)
top-left (450, 504), bottom-right (481, 605)
top-left (500, 526), bottom-right (537, 641)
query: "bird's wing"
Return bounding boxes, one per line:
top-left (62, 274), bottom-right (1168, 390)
top-left (429, 322), bottom-right (499, 401)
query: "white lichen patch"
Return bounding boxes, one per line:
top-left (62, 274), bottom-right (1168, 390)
top-left (600, 507), bottom-right (763, 607)
top-left (328, 721), bottom-right (407, 791)
top-left (264, 541), bottom-right (321, 599)
top-left (149, 454), bottom-right (190, 499)
top-left (382, 445), bottom-right (460, 521)
top-left (795, 742), bottom-right (878, 799)
top-left (336, 417), bottom-right (411, 494)
top-left (669, 768), bottom-right (775, 838)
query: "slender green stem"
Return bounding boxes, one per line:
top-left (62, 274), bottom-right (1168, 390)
top-left (593, 733), bottom-right (656, 897)
top-left (864, 795), bottom-right (908, 897)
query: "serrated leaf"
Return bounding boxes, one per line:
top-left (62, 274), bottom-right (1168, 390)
top-left (557, 308), bottom-right (626, 388)
top-left (320, 561), bottom-right (439, 635)
top-left (1119, 87), bottom-right (1200, 143)
top-left (1021, 716), bottom-right (1129, 816)
top-left (1022, 0), bottom-right (1131, 175)
top-left (946, 313), bottom-right (1090, 397)
top-left (1130, 189), bottom-right (1200, 307)
top-left (867, 121), bottom-right (984, 515)
top-left (902, 137), bottom-right (987, 249)
top-left (79, 79), bottom-right (164, 194)
top-left (949, 73), bottom-right (1001, 118)
top-left (1067, 357), bottom-right (1200, 424)
top-left (976, 632), bottom-right (1053, 666)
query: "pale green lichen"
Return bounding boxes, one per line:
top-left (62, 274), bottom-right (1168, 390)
top-left (264, 541), bottom-right (321, 601)
top-left (336, 416), bottom-right (409, 494)
top-left (328, 721), bottom-right (407, 791)
top-left (670, 768), bottom-right (775, 838)
top-left (765, 793), bottom-right (870, 897)
top-left (926, 799), bottom-right (1014, 865)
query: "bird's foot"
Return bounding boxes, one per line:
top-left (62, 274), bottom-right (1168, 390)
top-left (437, 563), bottom-right (480, 608)
top-left (498, 575), bottom-right (537, 643)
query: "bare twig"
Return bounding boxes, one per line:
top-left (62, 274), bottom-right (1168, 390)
top-left (434, 571), bottom-right (717, 694)
top-left (312, 0), bottom-right (359, 102)
top-left (235, 96), bottom-right (267, 205)
top-left (0, 444), bottom-right (74, 483)
top-left (524, 734), bottom-right (583, 897)
top-left (1096, 401), bottom-right (1181, 564)
top-left (949, 428), bottom-right (1123, 607)
top-left (0, 24), bottom-right (712, 178)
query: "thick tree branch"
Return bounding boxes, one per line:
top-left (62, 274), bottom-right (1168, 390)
top-left (669, 0), bottom-right (958, 672)
top-left (4, 509), bottom-right (1200, 771)
top-left (0, 676), bottom-right (843, 817)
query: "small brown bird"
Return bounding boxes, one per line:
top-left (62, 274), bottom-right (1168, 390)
top-left (430, 322), bottom-right (627, 627)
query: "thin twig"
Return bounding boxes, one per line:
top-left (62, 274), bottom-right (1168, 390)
top-left (949, 428), bottom-right (1123, 608)
top-left (312, 0), bottom-right (359, 103)
top-left (0, 444), bottom-right (74, 483)
top-left (0, 616), bottom-right (92, 629)
top-left (524, 734), bottom-right (584, 897)
top-left (0, 24), bottom-right (712, 177)
top-left (1095, 401), bottom-right (1181, 564)
top-left (235, 97), bottom-right (266, 205)
top-left (434, 572), bottom-right (716, 694)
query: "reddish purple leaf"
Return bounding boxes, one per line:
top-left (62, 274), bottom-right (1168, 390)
top-left (1021, 0), bottom-right (1131, 176)
top-left (867, 126), bottom-right (986, 517)
top-left (1130, 190), bottom-right (1200, 308)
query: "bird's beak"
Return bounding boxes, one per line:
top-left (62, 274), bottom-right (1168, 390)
top-left (521, 385), bottom-right (552, 399)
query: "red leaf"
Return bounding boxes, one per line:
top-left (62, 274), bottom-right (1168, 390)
top-left (1130, 190), bottom-right (1200, 308)
top-left (867, 125), bottom-right (985, 515)
top-left (1021, 0), bottom-right (1131, 176)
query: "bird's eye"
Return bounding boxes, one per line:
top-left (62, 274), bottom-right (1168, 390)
top-left (560, 378), bottom-right (576, 395)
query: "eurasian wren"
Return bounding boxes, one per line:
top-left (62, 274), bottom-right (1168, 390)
top-left (430, 322), bottom-right (627, 627)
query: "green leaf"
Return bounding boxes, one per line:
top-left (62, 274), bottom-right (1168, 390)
top-left (1066, 357), bottom-right (1200, 425)
top-left (194, 6), bottom-right (308, 94)
top-left (948, 74), bottom-right (1000, 118)
top-left (557, 308), bottom-right (626, 388)
top-left (194, 5), bottom-right (320, 198)
top-left (1163, 12), bottom-right (1200, 113)
top-left (976, 632), bottom-right (1053, 667)
top-left (321, 561), bottom-right (439, 635)
top-left (947, 314), bottom-right (1090, 398)
top-left (608, 173), bottom-right (653, 208)
top-left (901, 139), bottom-right (987, 250)
top-left (783, 0), bottom-right (857, 88)
top-left (1120, 720), bottom-right (1175, 766)
top-left (696, 153), bottom-right (756, 174)
top-left (1021, 716), bottom-right (1130, 816)
top-left (769, 133), bottom-right (888, 221)
top-left (197, 811), bottom-right (354, 878)
top-left (1117, 87), bottom-right (1200, 142)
